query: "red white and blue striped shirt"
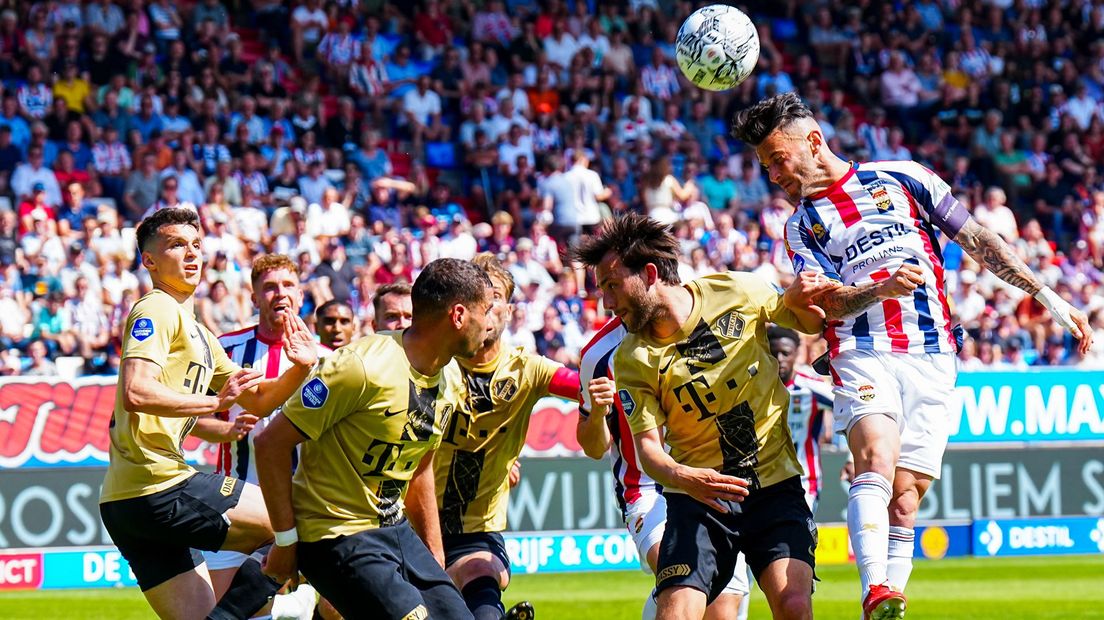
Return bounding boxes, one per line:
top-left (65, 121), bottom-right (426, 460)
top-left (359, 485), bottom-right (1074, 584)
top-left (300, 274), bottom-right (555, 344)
top-left (215, 325), bottom-right (331, 484)
top-left (786, 370), bottom-right (833, 510)
top-left (579, 317), bottom-right (660, 516)
top-left (785, 160), bottom-right (969, 358)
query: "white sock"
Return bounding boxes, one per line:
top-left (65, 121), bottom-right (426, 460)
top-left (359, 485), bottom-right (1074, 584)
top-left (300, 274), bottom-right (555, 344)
top-left (887, 526), bottom-right (916, 592)
top-left (847, 472), bottom-right (893, 599)
top-left (642, 588), bottom-right (657, 620)
top-left (269, 584), bottom-right (317, 620)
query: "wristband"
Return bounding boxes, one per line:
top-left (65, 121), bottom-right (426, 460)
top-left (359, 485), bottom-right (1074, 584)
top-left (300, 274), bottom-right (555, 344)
top-left (1034, 287), bottom-right (1075, 329)
top-left (274, 527), bottom-right (298, 547)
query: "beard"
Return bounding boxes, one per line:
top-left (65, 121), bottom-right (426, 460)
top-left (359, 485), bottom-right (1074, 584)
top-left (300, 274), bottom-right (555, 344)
top-left (620, 297), bottom-right (659, 334)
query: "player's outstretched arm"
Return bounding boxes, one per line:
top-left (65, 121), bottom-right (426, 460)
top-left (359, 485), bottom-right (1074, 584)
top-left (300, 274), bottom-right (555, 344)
top-left (633, 428), bottom-right (749, 513)
top-left (255, 413), bottom-right (308, 584)
top-left (406, 451), bottom-right (446, 567)
top-left (121, 357), bottom-right (264, 417)
top-left (576, 377), bottom-right (614, 460)
top-left (237, 311), bottom-right (320, 417)
top-left (189, 413), bottom-right (259, 442)
top-left (955, 218), bottom-right (1093, 354)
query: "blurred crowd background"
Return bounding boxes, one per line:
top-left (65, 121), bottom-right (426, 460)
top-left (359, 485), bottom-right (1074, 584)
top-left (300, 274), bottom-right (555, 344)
top-left (2, 0), bottom-right (1103, 378)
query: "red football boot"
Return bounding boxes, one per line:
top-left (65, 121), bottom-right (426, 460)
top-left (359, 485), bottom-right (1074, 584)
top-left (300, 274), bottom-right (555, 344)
top-left (863, 584), bottom-right (906, 620)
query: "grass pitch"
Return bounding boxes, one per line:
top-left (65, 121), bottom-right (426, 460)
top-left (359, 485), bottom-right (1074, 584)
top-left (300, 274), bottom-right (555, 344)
top-left (3, 555), bottom-right (1102, 619)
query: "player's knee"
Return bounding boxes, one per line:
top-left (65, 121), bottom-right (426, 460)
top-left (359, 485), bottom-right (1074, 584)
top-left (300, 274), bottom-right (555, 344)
top-left (889, 491), bottom-right (920, 526)
top-left (772, 589), bottom-right (812, 620)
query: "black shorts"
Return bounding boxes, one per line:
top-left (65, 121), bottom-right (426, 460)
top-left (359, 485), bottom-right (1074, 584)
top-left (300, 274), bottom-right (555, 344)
top-left (443, 532), bottom-right (511, 579)
top-left (299, 519), bottom-right (473, 620)
top-left (656, 476), bottom-right (817, 602)
top-left (99, 472), bottom-right (244, 591)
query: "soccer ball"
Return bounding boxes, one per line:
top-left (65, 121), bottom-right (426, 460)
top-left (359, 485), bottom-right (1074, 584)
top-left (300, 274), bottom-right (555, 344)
top-left (675, 4), bottom-right (760, 91)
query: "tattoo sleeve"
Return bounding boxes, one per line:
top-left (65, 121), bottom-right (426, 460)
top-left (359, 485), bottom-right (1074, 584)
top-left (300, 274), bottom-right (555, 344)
top-left (814, 281), bottom-right (885, 321)
top-left (955, 218), bottom-right (1042, 295)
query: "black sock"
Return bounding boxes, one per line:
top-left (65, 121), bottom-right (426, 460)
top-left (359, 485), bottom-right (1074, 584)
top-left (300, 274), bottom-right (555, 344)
top-left (206, 558), bottom-right (281, 620)
top-left (461, 575), bottom-right (504, 620)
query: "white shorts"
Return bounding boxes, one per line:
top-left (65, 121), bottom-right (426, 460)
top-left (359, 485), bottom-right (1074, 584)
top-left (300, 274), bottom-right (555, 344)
top-left (830, 349), bottom-right (957, 479)
top-left (625, 493), bottom-right (750, 595)
top-left (202, 548), bottom-right (263, 571)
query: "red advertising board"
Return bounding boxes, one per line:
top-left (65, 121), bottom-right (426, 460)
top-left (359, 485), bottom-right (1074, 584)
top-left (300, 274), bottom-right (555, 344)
top-left (0, 378), bottom-right (585, 469)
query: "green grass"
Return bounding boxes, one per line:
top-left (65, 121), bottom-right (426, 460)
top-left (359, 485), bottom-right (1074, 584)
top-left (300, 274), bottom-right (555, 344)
top-left (3, 556), bottom-right (1103, 619)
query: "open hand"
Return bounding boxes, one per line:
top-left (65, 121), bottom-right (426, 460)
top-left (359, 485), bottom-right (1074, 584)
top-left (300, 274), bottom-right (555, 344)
top-left (228, 413), bottom-right (258, 441)
top-left (216, 368), bottom-right (265, 411)
top-left (675, 465), bottom-right (750, 513)
top-left (281, 311), bottom-right (318, 368)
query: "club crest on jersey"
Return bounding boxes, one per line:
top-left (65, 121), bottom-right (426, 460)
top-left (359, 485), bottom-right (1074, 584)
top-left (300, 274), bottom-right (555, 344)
top-left (858, 384), bottom-right (876, 402)
top-left (714, 311), bottom-right (745, 340)
top-left (811, 223), bottom-right (827, 240)
top-left (493, 377), bottom-right (518, 402)
top-left (131, 318), bottom-right (154, 341)
top-left (301, 377), bottom-right (329, 409)
top-left (617, 389), bottom-right (636, 416)
top-left (871, 186), bottom-right (893, 212)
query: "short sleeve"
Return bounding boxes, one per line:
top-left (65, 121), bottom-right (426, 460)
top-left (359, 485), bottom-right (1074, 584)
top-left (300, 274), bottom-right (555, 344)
top-left (732, 272), bottom-right (810, 334)
top-left (282, 346), bottom-right (368, 441)
top-left (526, 353), bottom-right (563, 397)
top-left (121, 293), bottom-right (178, 368)
top-left (613, 345), bottom-right (664, 435)
top-left (784, 216), bottom-right (841, 281)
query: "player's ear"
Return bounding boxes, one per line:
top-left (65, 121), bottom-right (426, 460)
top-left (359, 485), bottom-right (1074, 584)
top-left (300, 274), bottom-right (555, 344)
top-left (806, 130), bottom-right (823, 155)
top-left (140, 249), bottom-right (155, 271)
top-left (644, 263), bottom-right (659, 287)
top-left (448, 303), bottom-right (466, 330)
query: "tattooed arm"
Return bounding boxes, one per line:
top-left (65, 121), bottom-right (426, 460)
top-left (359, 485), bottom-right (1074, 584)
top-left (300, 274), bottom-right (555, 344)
top-left (955, 217), bottom-right (1093, 354)
top-left (804, 265), bottom-right (926, 321)
top-left (954, 218), bottom-right (1042, 294)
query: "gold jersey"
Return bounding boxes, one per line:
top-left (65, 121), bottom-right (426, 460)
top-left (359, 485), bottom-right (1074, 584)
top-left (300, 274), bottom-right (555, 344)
top-left (434, 347), bottom-right (561, 534)
top-left (101, 289), bottom-right (237, 503)
top-left (282, 332), bottom-right (464, 543)
top-left (615, 272), bottom-right (807, 493)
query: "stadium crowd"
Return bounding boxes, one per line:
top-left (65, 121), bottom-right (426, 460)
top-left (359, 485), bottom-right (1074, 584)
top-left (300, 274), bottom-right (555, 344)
top-left (1, 0), bottom-right (1103, 378)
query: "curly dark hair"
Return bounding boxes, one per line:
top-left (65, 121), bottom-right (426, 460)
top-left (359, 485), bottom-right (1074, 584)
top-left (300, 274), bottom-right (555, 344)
top-left (135, 207), bottom-right (201, 252)
top-left (730, 92), bottom-right (815, 146)
top-left (569, 213), bottom-right (681, 285)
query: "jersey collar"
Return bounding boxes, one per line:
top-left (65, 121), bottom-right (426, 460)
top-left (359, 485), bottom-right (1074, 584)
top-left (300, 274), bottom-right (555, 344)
top-left (805, 161), bottom-right (858, 201)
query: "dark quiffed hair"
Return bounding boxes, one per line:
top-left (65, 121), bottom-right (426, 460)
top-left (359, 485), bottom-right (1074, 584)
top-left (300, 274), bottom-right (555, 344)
top-left (411, 258), bottom-right (492, 321)
top-left (135, 207), bottom-right (200, 252)
top-left (730, 92), bottom-right (815, 147)
top-left (767, 325), bottom-right (801, 346)
top-left (373, 281), bottom-right (412, 318)
top-left (570, 213), bottom-right (680, 285)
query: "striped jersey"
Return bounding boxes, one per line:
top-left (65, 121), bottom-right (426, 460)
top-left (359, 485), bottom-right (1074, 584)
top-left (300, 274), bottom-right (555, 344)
top-left (215, 325), bottom-right (331, 484)
top-left (785, 160), bottom-right (969, 358)
top-left (785, 370), bottom-right (833, 510)
top-left (579, 317), bottom-right (660, 516)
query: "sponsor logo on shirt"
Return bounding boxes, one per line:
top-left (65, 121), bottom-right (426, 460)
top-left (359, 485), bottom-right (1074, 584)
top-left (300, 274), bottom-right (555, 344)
top-left (792, 253), bottom-right (807, 273)
top-left (301, 377), bottom-right (329, 409)
top-left (131, 318), bottom-right (154, 342)
top-left (811, 223), bottom-right (827, 240)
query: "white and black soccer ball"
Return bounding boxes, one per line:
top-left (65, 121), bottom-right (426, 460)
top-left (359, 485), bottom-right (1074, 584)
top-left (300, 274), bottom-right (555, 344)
top-left (675, 4), bottom-right (760, 91)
